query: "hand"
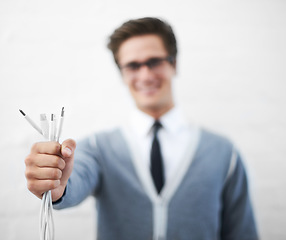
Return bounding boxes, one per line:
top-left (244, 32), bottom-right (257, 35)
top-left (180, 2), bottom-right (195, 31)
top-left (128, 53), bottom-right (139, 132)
top-left (25, 139), bottom-right (76, 202)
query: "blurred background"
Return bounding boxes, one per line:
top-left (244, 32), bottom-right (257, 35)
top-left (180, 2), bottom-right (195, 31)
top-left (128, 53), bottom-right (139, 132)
top-left (0, 0), bottom-right (285, 239)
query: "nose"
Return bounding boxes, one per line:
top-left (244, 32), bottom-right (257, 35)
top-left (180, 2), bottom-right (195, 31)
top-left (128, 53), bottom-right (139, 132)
top-left (136, 65), bottom-right (154, 81)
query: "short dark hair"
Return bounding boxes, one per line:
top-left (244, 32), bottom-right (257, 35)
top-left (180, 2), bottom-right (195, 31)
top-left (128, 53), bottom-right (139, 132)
top-left (107, 17), bottom-right (177, 66)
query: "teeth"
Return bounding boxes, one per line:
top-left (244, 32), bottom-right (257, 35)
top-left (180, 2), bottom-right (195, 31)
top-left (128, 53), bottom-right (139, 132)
top-left (136, 84), bottom-right (159, 91)
top-left (135, 81), bottom-right (160, 94)
top-left (139, 87), bottom-right (158, 93)
top-left (141, 87), bottom-right (157, 91)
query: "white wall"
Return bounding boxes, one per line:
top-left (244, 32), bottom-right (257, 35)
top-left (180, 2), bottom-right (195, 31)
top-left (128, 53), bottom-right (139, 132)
top-left (0, 0), bottom-right (285, 239)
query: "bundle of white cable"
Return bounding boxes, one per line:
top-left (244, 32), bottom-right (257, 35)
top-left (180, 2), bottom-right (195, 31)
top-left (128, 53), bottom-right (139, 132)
top-left (39, 109), bottom-right (64, 240)
top-left (40, 190), bottom-right (55, 240)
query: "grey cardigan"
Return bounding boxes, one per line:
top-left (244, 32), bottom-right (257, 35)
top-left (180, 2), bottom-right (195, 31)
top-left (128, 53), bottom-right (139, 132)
top-left (54, 127), bottom-right (258, 240)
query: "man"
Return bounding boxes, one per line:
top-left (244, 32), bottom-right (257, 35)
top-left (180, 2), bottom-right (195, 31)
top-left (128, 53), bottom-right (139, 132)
top-left (25, 17), bottom-right (259, 240)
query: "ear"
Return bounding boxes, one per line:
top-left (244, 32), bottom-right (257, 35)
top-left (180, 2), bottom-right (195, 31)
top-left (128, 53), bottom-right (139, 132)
top-left (172, 59), bottom-right (177, 75)
top-left (172, 58), bottom-right (177, 68)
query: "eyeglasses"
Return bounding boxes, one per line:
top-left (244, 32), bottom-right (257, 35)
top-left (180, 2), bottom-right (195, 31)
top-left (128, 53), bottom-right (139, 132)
top-left (119, 56), bottom-right (174, 76)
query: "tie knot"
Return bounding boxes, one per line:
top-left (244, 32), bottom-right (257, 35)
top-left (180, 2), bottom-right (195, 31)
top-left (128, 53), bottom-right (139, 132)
top-left (153, 120), bottom-right (162, 135)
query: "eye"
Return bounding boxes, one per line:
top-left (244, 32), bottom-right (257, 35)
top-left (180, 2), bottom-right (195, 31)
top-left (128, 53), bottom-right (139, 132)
top-left (126, 62), bottom-right (141, 71)
top-left (146, 58), bottom-right (163, 68)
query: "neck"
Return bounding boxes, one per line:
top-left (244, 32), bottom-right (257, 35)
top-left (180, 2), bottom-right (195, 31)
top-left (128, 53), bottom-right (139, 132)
top-left (139, 103), bottom-right (175, 120)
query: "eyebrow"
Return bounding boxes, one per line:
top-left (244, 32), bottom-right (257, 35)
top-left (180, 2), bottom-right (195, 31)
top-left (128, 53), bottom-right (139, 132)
top-left (122, 57), bottom-right (168, 67)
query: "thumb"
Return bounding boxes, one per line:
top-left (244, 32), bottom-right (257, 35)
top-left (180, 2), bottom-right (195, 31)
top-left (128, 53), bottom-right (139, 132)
top-left (61, 138), bottom-right (76, 158)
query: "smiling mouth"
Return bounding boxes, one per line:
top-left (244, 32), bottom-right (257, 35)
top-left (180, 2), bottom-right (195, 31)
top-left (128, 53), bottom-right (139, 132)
top-left (137, 86), bottom-right (160, 95)
top-left (135, 80), bottom-right (161, 95)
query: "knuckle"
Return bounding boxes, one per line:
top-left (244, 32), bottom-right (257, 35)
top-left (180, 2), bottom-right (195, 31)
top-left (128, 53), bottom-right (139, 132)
top-left (31, 142), bottom-right (39, 152)
top-left (25, 168), bottom-right (32, 179)
top-left (27, 180), bottom-right (36, 192)
top-left (24, 154), bottom-right (34, 166)
top-left (24, 156), bottom-right (30, 166)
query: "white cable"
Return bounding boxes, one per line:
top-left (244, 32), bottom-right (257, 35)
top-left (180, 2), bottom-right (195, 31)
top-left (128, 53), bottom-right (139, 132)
top-left (39, 108), bottom-right (64, 240)
top-left (40, 114), bottom-right (49, 139)
top-left (56, 107), bottom-right (64, 142)
top-left (40, 113), bottom-right (56, 240)
top-left (40, 190), bottom-right (54, 240)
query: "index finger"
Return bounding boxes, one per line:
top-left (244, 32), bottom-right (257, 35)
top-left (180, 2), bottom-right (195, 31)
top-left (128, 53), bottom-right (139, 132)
top-left (31, 141), bottom-right (62, 155)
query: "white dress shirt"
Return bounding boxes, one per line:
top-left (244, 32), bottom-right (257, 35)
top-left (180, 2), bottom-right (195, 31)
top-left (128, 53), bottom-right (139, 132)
top-left (127, 106), bottom-right (197, 184)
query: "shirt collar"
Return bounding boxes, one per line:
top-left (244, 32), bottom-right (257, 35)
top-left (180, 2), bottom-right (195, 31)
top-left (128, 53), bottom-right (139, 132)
top-left (129, 106), bottom-right (189, 137)
top-left (160, 106), bottom-right (189, 134)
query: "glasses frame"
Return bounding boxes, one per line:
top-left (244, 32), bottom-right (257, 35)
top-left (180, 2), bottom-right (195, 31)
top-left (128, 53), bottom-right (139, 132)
top-left (119, 56), bottom-right (175, 74)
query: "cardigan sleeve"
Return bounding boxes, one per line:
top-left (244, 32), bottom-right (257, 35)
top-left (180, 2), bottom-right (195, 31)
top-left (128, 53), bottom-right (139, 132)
top-left (220, 150), bottom-right (259, 240)
top-left (53, 134), bottom-right (102, 209)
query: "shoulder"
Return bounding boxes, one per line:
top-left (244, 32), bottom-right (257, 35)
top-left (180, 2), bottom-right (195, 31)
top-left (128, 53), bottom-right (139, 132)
top-left (199, 128), bottom-right (248, 177)
top-left (196, 128), bottom-right (238, 169)
top-left (198, 128), bottom-right (234, 152)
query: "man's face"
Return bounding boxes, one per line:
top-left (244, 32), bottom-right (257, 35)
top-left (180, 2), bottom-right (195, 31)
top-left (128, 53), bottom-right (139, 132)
top-left (117, 34), bottom-right (176, 117)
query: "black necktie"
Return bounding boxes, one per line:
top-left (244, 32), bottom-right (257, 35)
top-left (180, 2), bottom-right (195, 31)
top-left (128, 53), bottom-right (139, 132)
top-left (150, 121), bottom-right (164, 194)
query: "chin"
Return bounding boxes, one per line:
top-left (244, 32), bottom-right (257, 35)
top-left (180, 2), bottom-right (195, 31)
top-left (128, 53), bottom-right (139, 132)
top-left (138, 102), bottom-right (163, 113)
top-left (137, 98), bottom-right (159, 109)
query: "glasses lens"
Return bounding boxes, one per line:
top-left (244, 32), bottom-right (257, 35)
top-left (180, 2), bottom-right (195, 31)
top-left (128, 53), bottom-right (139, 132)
top-left (125, 62), bottom-right (141, 71)
top-left (146, 58), bottom-right (164, 69)
top-left (120, 56), bottom-right (172, 76)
